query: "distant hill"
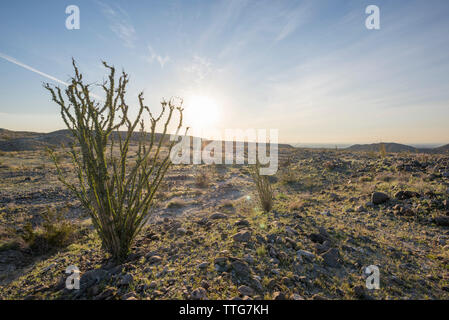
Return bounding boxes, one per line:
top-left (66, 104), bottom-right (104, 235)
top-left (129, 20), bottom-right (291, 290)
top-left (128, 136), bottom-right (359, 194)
top-left (433, 144), bottom-right (449, 154)
top-left (0, 128), bottom-right (41, 141)
top-left (0, 129), bottom-right (163, 152)
top-left (346, 143), bottom-right (419, 153)
top-left (0, 129), bottom-right (293, 152)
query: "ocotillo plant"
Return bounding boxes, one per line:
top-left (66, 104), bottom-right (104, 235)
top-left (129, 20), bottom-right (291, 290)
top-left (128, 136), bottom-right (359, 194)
top-left (44, 59), bottom-right (185, 262)
top-left (250, 161), bottom-right (274, 213)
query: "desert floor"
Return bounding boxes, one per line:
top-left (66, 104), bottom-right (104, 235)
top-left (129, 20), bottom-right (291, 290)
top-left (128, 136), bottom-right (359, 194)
top-left (0, 147), bottom-right (449, 300)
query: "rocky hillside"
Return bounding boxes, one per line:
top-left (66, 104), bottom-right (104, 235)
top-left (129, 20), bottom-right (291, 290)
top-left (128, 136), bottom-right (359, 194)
top-left (346, 143), bottom-right (419, 153)
top-left (434, 144), bottom-right (449, 154)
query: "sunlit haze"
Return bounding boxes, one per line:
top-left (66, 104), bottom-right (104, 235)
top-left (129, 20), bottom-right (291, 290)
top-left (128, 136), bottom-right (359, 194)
top-left (1, 0), bottom-right (449, 145)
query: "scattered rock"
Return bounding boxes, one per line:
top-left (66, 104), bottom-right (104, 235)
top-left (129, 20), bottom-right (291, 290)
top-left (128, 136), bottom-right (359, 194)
top-left (191, 287), bottom-right (207, 300)
top-left (372, 192), bottom-right (390, 205)
top-left (197, 262), bottom-right (209, 270)
top-left (233, 230), bottom-right (251, 243)
top-left (148, 255), bottom-right (163, 264)
top-left (210, 213), bottom-right (227, 219)
top-left (353, 285), bottom-right (373, 300)
top-left (434, 216), bottom-right (449, 227)
top-left (200, 280), bottom-right (210, 290)
top-left (119, 273), bottom-right (133, 286)
top-left (296, 249), bottom-right (315, 261)
top-left (395, 190), bottom-right (420, 200)
top-left (238, 285), bottom-right (254, 296)
top-left (80, 269), bottom-right (109, 291)
top-left (309, 233), bottom-right (327, 244)
top-left (214, 257), bottom-right (227, 265)
top-left (272, 291), bottom-right (286, 300)
top-left (231, 259), bottom-right (251, 277)
top-left (322, 248), bottom-right (340, 268)
top-left (176, 227), bottom-right (187, 236)
top-left (235, 220), bottom-right (250, 227)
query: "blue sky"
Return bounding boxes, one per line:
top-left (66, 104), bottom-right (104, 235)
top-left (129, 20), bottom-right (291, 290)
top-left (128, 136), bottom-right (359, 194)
top-left (0, 0), bottom-right (448, 144)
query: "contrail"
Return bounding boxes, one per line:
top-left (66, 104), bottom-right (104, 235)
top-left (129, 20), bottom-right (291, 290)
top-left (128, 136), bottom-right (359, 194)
top-left (0, 52), bottom-right (103, 101)
top-left (0, 52), bottom-right (69, 86)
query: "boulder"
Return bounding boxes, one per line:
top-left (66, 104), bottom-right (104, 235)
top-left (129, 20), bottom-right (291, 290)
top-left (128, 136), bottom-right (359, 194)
top-left (434, 216), bottom-right (449, 227)
top-left (233, 230), bottom-right (251, 243)
top-left (322, 248), bottom-right (340, 268)
top-left (372, 192), bottom-right (390, 205)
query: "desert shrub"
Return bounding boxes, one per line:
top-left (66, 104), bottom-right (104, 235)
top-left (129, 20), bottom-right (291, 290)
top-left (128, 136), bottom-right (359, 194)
top-left (44, 59), bottom-right (185, 262)
top-left (21, 206), bottom-right (76, 254)
top-left (166, 198), bottom-right (188, 209)
top-left (279, 168), bottom-right (297, 185)
top-left (379, 143), bottom-right (387, 158)
top-left (250, 162), bottom-right (274, 213)
top-left (195, 170), bottom-right (209, 188)
top-left (256, 245), bottom-right (267, 256)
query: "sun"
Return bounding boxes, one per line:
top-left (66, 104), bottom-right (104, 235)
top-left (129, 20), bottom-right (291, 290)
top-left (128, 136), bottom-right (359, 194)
top-left (184, 95), bottom-right (221, 130)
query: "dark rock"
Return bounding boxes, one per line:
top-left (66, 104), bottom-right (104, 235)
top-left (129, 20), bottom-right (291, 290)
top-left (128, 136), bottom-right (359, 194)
top-left (372, 192), bottom-right (390, 205)
top-left (214, 257), bottom-right (227, 265)
top-left (434, 216), bottom-right (449, 227)
top-left (80, 269), bottom-right (109, 291)
top-left (353, 285), bottom-right (373, 300)
top-left (309, 233), bottom-right (327, 244)
top-left (210, 213), bottom-right (227, 219)
top-left (233, 230), bottom-right (251, 242)
top-left (148, 255), bottom-right (163, 264)
top-left (231, 259), bottom-right (251, 277)
top-left (395, 190), bottom-right (420, 200)
top-left (291, 293), bottom-right (305, 300)
top-left (238, 285), bottom-right (254, 296)
top-left (197, 262), bottom-right (209, 270)
top-left (272, 291), bottom-right (286, 300)
top-left (191, 287), bottom-right (207, 300)
top-left (322, 248), bottom-right (340, 268)
top-left (119, 273), bottom-right (133, 286)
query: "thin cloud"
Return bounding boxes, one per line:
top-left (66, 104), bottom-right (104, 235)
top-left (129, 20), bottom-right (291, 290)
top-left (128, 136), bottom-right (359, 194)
top-left (0, 52), bottom-right (68, 86)
top-left (97, 1), bottom-right (137, 48)
top-left (147, 46), bottom-right (170, 68)
top-left (0, 52), bottom-right (103, 101)
top-left (275, 3), bottom-right (312, 42)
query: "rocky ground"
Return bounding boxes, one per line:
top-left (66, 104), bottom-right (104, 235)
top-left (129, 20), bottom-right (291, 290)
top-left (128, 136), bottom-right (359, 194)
top-left (0, 147), bottom-right (449, 300)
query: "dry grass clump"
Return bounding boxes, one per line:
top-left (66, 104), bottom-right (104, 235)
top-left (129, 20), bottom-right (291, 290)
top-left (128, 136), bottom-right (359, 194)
top-left (166, 198), bottom-right (188, 209)
top-left (195, 170), bottom-right (210, 188)
top-left (21, 207), bottom-right (77, 254)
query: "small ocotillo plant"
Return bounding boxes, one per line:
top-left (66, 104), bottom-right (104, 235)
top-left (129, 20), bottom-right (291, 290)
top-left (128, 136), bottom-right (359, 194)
top-left (44, 59), bottom-right (185, 262)
top-left (379, 143), bottom-right (387, 158)
top-left (250, 161), bottom-right (274, 213)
